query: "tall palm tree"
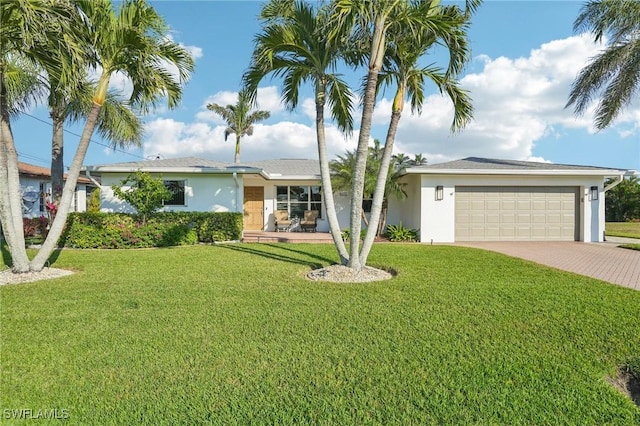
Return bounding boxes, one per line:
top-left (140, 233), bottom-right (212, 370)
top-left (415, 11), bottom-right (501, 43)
top-left (331, 0), bottom-right (480, 270)
top-left (30, 0), bottom-right (194, 272)
top-left (206, 89), bottom-right (270, 164)
top-left (244, 0), bottom-right (354, 265)
top-left (1, 0), bottom-right (195, 273)
top-left (566, 0), bottom-right (640, 130)
top-left (1, 0), bottom-right (89, 272)
top-left (359, 2), bottom-right (474, 265)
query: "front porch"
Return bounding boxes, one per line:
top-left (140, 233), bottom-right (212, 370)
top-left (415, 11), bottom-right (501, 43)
top-left (242, 231), bottom-right (334, 243)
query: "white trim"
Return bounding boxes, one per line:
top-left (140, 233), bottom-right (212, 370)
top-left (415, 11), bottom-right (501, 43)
top-left (403, 168), bottom-right (627, 176)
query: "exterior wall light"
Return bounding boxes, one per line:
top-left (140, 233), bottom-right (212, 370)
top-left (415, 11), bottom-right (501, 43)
top-left (435, 185), bottom-right (444, 201)
top-left (590, 186), bottom-right (598, 201)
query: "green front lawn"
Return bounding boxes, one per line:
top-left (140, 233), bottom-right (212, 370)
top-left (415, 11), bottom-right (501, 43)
top-left (2, 244), bottom-right (639, 424)
top-left (607, 222), bottom-right (640, 239)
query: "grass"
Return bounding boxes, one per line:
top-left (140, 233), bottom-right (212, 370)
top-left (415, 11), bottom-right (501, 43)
top-left (606, 222), bottom-right (640, 239)
top-left (2, 244), bottom-right (639, 424)
top-left (620, 244), bottom-right (640, 251)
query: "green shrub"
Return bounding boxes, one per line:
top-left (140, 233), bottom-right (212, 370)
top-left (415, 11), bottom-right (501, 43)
top-left (341, 228), bottom-right (367, 242)
top-left (60, 212), bottom-right (242, 248)
top-left (384, 223), bottom-right (419, 242)
top-left (87, 188), bottom-right (101, 213)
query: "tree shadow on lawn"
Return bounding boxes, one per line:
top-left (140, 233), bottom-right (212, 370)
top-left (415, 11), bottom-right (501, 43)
top-left (217, 243), bottom-right (335, 270)
top-left (1, 242), bottom-right (63, 270)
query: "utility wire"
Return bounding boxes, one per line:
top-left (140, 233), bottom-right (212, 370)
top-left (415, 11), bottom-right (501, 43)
top-left (20, 112), bottom-right (147, 161)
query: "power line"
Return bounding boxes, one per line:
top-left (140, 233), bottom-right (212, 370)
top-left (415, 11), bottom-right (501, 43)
top-left (16, 151), bottom-right (51, 166)
top-left (21, 112), bottom-right (147, 161)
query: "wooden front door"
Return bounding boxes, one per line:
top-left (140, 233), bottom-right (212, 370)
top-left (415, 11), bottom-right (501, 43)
top-left (243, 186), bottom-right (264, 230)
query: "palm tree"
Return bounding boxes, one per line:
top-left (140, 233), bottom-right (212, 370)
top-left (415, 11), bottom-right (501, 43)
top-left (0, 0), bottom-right (194, 273)
top-left (331, 0), bottom-right (480, 270)
top-left (1, 0), bottom-right (89, 272)
top-left (358, 3), bottom-right (475, 265)
top-left (566, 0), bottom-right (640, 130)
top-left (206, 89), bottom-right (270, 164)
top-left (244, 0), bottom-right (354, 265)
top-left (412, 153), bottom-right (428, 166)
top-left (30, 0), bottom-right (194, 272)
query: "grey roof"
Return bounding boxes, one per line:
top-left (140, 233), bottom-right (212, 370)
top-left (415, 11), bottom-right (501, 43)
top-left (406, 157), bottom-right (626, 174)
top-left (88, 156), bottom-right (229, 170)
top-left (85, 156), bottom-right (321, 178)
top-left (242, 159), bottom-right (320, 177)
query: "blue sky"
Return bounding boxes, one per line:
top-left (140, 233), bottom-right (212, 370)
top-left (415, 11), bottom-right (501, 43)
top-left (10, 0), bottom-right (640, 171)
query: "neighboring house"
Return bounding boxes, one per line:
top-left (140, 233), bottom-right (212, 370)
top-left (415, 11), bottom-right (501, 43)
top-left (84, 156), bottom-right (629, 243)
top-left (18, 162), bottom-right (92, 219)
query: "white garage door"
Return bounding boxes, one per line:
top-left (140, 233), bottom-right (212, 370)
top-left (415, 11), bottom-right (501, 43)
top-left (455, 186), bottom-right (578, 241)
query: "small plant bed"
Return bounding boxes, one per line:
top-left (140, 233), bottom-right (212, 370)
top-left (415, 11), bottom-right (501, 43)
top-left (609, 358), bottom-right (640, 408)
top-left (606, 222), bottom-right (640, 239)
top-left (2, 245), bottom-right (639, 423)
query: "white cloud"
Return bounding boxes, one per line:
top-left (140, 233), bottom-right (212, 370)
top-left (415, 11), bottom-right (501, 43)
top-left (386, 34), bottom-right (640, 164)
top-left (144, 34), bottom-right (640, 166)
top-left (143, 118), bottom-right (357, 163)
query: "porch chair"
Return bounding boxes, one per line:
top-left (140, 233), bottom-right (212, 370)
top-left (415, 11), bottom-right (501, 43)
top-left (300, 210), bottom-right (319, 232)
top-left (274, 210), bottom-right (291, 231)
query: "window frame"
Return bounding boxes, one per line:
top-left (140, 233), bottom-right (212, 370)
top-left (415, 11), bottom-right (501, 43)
top-left (276, 185), bottom-right (322, 218)
top-left (163, 179), bottom-right (187, 207)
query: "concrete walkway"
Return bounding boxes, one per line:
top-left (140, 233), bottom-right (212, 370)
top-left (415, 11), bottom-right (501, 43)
top-left (458, 240), bottom-right (640, 291)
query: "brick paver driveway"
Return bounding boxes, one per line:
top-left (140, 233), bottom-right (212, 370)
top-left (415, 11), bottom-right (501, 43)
top-left (457, 241), bottom-right (640, 291)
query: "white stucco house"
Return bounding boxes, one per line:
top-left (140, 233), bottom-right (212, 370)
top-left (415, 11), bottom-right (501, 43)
top-left (19, 162), bottom-right (92, 218)
top-left (84, 156), bottom-right (628, 243)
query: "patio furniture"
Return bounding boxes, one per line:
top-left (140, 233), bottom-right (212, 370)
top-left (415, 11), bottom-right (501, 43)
top-left (274, 210), bottom-right (292, 231)
top-left (300, 210), bottom-right (319, 232)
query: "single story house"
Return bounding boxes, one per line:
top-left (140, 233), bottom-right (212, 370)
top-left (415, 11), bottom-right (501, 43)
top-left (84, 156), bottom-right (629, 243)
top-left (19, 162), bottom-right (92, 218)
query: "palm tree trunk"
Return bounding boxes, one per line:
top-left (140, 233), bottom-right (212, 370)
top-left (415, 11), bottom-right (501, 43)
top-left (30, 103), bottom-right (102, 271)
top-left (234, 134), bottom-right (241, 164)
top-left (315, 89), bottom-right (349, 264)
top-left (360, 91), bottom-right (403, 265)
top-left (50, 109), bottom-right (64, 204)
top-left (0, 70), bottom-right (30, 272)
top-left (348, 13), bottom-right (386, 270)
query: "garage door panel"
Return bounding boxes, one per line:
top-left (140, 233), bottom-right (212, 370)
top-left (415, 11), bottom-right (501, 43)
top-left (501, 200), bottom-right (516, 209)
top-left (487, 200), bottom-right (500, 210)
top-left (532, 200), bottom-right (546, 210)
top-left (547, 213), bottom-right (561, 223)
top-left (532, 213), bottom-right (546, 224)
top-left (455, 186), bottom-right (578, 241)
top-left (501, 213), bottom-right (516, 223)
top-left (486, 213), bottom-right (500, 224)
top-left (517, 213), bottom-right (531, 224)
top-left (517, 200), bottom-right (531, 210)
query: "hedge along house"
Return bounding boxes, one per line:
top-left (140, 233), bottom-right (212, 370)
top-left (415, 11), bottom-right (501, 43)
top-left (388, 157), bottom-right (629, 243)
top-left (83, 157), bottom-right (333, 232)
top-left (84, 156), bottom-right (628, 242)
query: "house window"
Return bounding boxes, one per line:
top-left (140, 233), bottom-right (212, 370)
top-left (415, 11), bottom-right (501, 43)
top-left (163, 180), bottom-right (186, 206)
top-left (276, 185), bottom-right (322, 218)
top-left (39, 183), bottom-right (48, 213)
